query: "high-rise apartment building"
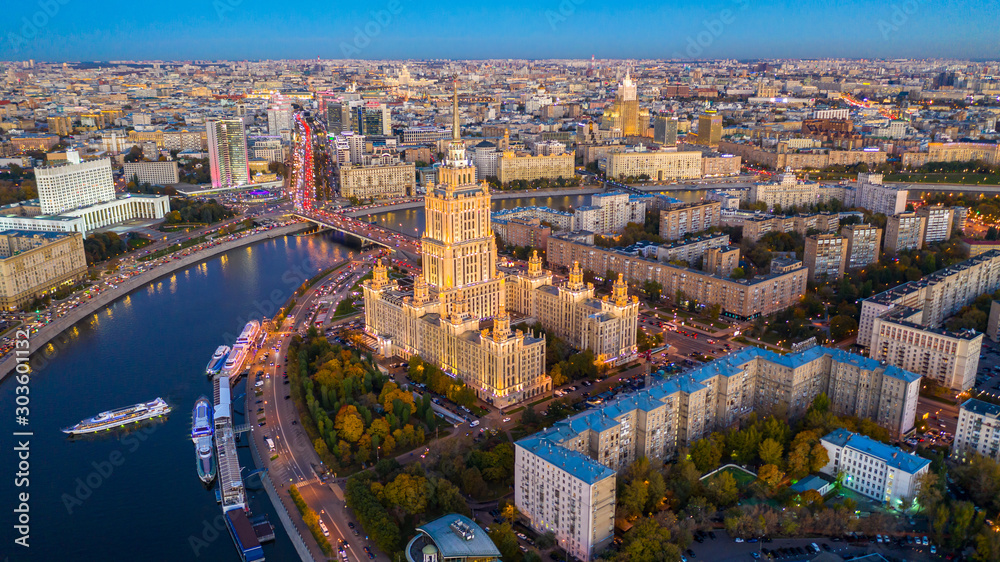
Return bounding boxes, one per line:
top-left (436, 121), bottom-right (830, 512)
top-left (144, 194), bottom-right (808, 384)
top-left (741, 213), bottom-right (840, 244)
top-left (546, 234), bottom-right (807, 320)
top-left (0, 230), bottom-right (88, 310)
top-left (653, 115), bottom-right (678, 146)
top-left (326, 102), bottom-right (353, 134)
top-left (916, 205), bottom-right (954, 246)
top-left (206, 119), bottom-right (251, 189)
top-left (338, 160), bottom-right (416, 200)
top-left (572, 191), bottom-right (647, 235)
top-left (804, 234), bottom-right (847, 282)
top-left (506, 258), bottom-right (640, 364)
top-left (749, 168), bottom-right (823, 209)
top-left (47, 115), bottom-right (73, 136)
top-left (495, 152), bottom-right (574, 185)
top-left (516, 346), bottom-right (920, 560)
top-left (696, 112), bottom-right (723, 147)
top-left (952, 399), bottom-right (1000, 462)
top-left (884, 212), bottom-right (926, 254)
top-left (859, 250), bottom-right (1000, 390)
top-left (35, 153), bottom-right (116, 215)
top-left (842, 224), bottom-right (882, 270)
top-left (658, 201), bottom-right (721, 240)
top-left (267, 96), bottom-right (293, 141)
top-left (852, 173), bottom-right (908, 216)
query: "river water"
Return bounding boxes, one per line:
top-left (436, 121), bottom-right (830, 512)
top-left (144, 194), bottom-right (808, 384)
top-left (0, 232), bottom-right (351, 562)
top-left (366, 191), bottom-right (709, 236)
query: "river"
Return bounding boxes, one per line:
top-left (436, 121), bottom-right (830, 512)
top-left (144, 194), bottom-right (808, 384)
top-left (0, 232), bottom-right (352, 562)
top-left (365, 191), bottom-right (710, 236)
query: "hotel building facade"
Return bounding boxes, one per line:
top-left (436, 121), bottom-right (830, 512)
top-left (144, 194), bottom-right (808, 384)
top-left (364, 95), bottom-right (638, 408)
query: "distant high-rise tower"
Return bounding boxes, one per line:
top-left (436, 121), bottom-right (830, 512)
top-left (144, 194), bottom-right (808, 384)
top-left (696, 111), bottom-right (723, 147)
top-left (326, 101), bottom-right (353, 134)
top-left (267, 96), bottom-right (293, 141)
top-left (601, 70), bottom-right (649, 136)
top-left (653, 115), bottom-right (678, 146)
top-left (353, 102), bottom-right (391, 136)
top-left (207, 119), bottom-right (250, 189)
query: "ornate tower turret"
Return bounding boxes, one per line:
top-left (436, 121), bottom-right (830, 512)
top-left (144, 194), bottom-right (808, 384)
top-left (412, 274), bottom-right (428, 305)
top-left (371, 259), bottom-right (389, 290)
top-left (493, 302), bottom-right (511, 341)
top-left (528, 250), bottom-right (543, 277)
top-left (613, 273), bottom-right (629, 306)
top-left (568, 261), bottom-right (584, 290)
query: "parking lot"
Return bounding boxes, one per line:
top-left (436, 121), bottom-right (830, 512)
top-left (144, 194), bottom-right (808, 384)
top-left (686, 530), bottom-right (947, 562)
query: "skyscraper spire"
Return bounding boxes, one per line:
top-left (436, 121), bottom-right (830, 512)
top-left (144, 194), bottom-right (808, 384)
top-left (452, 76), bottom-right (460, 141)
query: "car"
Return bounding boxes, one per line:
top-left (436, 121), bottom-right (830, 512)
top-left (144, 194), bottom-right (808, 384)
top-left (283, 380), bottom-right (290, 384)
top-left (292, 420), bottom-right (298, 425)
top-left (922, 536), bottom-right (928, 545)
top-left (284, 395), bottom-right (291, 399)
top-left (734, 538), bottom-right (743, 543)
top-left (811, 543), bottom-right (820, 552)
top-left (930, 545), bottom-right (936, 554)
top-left (258, 422), bottom-right (266, 427)
top-left (708, 531), bottom-right (716, 539)
top-left (319, 521), bottom-right (330, 537)
top-left (256, 399), bottom-right (263, 404)
top-left (352, 529), bottom-right (360, 536)
top-left (502, 417), bottom-right (511, 423)
top-left (750, 553), bottom-right (760, 560)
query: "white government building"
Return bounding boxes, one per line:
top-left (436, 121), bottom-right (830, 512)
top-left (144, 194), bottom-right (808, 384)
top-left (0, 152), bottom-right (169, 238)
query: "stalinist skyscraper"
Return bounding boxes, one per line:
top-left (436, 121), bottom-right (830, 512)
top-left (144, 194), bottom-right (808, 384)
top-left (421, 85), bottom-right (505, 319)
top-left (363, 82), bottom-right (639, 408)
top-left (601, 70), bottom-right (649, 136)
top-left (363, 83), bottom-right (551, 409)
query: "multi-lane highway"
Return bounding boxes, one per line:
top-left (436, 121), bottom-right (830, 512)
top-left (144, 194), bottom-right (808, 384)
top-left (248, 255), bottom-right (385, 562)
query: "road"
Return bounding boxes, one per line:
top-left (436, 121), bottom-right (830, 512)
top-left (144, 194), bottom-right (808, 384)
top-left (249, 253), bottom-right (389, 562)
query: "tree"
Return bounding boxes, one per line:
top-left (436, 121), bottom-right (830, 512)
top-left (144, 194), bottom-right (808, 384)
top-left (549, 363), bottom-right (567, 387)
top-left (759, 438), bottom-right (784, 468)
top-left (706, 471), bottom-right (739, 507)
top-left (382, 473), bottom-right (429, 515)
top-left (461, 467), bottom-right (488, 498)
top-left (619, 478), bottom-right (650, 518)
top-left (757, 464), bottom-right (784, 492)
top-left (829, 315), bottom-right (858, 341)
top-left (707, 303), bottom-right (722, 320)
top-left (690, 436), bottom-right (723, 473)
top-left (334, 405), bottom-right (365, 443)
top-left (730, 267), bottom-right (746, 279)
top-left (642, 280), bottom-right (662, 301)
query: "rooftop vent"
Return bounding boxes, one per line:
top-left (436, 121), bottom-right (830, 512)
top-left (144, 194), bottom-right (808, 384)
top-left (450, 519), bottom-right (475, 541)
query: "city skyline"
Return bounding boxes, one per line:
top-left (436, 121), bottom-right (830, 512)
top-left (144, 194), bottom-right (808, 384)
top-left (4, 0), bottom-right (1000, 61)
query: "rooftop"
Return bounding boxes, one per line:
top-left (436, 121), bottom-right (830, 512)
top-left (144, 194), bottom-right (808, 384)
top-left (822, 428), bottom-right (930, 474)
top-left (960, 398), bottom-right (1000, 418)
top-left (412, 514), bottom-right (501, 560)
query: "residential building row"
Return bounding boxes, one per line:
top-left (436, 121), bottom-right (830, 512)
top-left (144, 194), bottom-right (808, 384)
top-left (516, 346), bottom-right (921, 561)
top-left (546, 233), bottom-right (808, 319)
top-left (0, 230), bottom-right (88, 310)
top-left (658, 201), bottom-right (721, 241)
top-left (859, 250), bottom-right (1000, 390)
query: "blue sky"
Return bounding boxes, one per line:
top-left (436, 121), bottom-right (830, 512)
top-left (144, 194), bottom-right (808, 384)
top-left (2, 0), bottom-right (998, 61)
